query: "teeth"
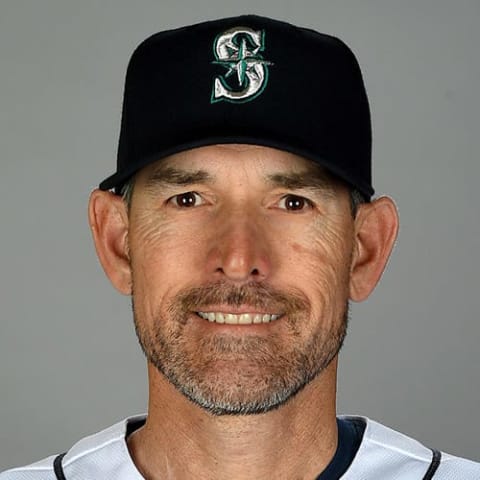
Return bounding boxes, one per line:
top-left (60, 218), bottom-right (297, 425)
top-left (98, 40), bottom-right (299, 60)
top-left (197, 312), bottom-right (280, 324)
top-left (238, 314), bottom-right (251, 324)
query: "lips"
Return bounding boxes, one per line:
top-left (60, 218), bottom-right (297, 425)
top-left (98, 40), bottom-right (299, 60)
top-left (196, 312), bottom-right (281, 324)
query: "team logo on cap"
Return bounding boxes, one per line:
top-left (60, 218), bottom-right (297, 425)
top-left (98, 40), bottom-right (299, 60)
top-left (211, 27), bottom-right (272, 104)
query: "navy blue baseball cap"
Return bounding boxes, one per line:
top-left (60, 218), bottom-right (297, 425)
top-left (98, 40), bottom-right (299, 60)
top-left (99, 15), bottom-right (374, 199)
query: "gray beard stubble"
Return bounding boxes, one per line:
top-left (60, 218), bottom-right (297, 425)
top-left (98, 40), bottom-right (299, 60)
top-left (132, 282), bottom-right (348, 416)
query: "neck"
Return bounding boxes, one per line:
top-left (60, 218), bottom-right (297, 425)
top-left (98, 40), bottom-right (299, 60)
top-left (128, 359), bottom-right (339, 480)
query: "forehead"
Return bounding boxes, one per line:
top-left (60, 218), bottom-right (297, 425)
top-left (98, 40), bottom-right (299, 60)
top-left (136, 144), bottom-right (339, 185)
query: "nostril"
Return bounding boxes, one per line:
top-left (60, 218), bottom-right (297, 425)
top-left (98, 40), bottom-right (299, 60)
top-left (213, 266), bottom-right (263, 281)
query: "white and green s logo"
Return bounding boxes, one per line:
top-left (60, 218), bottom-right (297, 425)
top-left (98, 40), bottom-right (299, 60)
top-left (211, 27), bottom-right (272, 104)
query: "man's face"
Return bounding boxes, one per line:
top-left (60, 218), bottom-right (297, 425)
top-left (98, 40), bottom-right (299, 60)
top-left (127, 145), bottom-right (355, 415)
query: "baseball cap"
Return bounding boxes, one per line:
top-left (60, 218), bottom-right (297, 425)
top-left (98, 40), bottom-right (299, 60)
top-left (99, 14), bottom-right (374, 199)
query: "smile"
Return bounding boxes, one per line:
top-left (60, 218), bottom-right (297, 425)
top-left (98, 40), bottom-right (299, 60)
top-left (196, 312), bottom-right (281, 324)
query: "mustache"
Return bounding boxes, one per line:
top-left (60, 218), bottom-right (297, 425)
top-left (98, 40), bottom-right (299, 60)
top-left (174, 281), bottom-right (309, 313)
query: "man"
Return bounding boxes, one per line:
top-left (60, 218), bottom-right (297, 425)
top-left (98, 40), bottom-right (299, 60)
top-left (2, 14), bottom-right (479, 479)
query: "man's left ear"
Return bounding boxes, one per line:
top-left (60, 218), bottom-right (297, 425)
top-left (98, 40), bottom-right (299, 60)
top-left (349, 196), bottom-right (399, 302)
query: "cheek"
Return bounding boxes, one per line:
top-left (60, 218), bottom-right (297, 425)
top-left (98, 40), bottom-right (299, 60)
top-left (128, 211), bottom-right (208, 310)
top-left (131, 209), bottom-right (207, 263)
top-left (286, 214), bottom-right (354, 304)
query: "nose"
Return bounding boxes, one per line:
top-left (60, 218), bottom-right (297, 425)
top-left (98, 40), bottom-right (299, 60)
top-left (205, 209), bottom-right (272, 283)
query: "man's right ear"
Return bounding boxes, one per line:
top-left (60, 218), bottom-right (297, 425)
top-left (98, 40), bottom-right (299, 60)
top-left (88, 189), bottom-right (132, 295)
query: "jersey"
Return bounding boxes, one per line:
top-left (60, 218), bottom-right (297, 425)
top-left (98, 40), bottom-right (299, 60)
top-left (1, 415), bottom-right (479, 479)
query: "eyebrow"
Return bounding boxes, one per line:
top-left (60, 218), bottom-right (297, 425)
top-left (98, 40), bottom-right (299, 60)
top-left (143, 164), bottom-right (338, 197)
top-left (144, 166), bottom-right (215, 190)
top-left (266, 169), bottom-right (337, 197)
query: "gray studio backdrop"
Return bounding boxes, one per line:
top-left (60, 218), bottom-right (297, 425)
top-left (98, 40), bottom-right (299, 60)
top-left (1, 0), bottom-right (479, 470)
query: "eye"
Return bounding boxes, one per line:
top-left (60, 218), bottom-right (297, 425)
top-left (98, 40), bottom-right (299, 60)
top-left (278, 194), bottom-right (312, 211)
top-left (169, 191), bottom-right (204, 208)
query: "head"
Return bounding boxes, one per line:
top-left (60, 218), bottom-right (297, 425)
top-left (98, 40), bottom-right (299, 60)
top-left (89, 15), bottom-right (399, 416)
top-left (89, 144), bottom-right (398, 415)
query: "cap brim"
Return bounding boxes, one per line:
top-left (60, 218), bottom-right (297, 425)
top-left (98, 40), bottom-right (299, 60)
top-left (99, 136), bottom-right (374, 199)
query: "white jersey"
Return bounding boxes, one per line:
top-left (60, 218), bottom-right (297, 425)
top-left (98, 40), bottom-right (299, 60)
top-left (1, 415), bottom-right (479, 479)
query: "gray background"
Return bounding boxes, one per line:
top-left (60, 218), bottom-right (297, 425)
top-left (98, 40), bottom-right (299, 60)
top-left (1, 0), bottom-right (479, 470)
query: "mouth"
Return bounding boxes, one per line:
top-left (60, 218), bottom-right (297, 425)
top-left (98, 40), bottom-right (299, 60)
top-left (196, 311), bottom-right (282, 325)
